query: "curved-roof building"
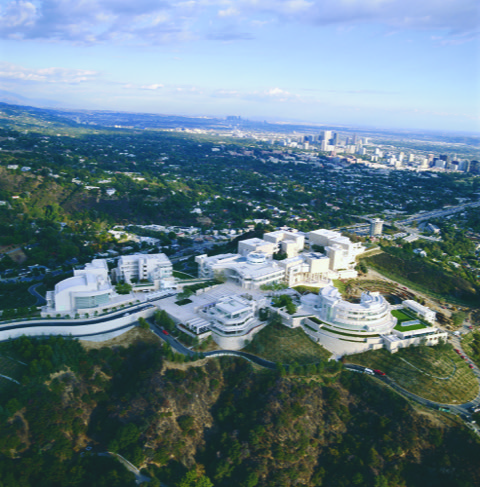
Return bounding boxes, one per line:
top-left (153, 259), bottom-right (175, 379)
top-left (299, 283), bottom-right (396, 355)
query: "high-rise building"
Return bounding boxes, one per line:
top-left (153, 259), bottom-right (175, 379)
top-left (322, 130), bottom-right (332, 143)
top-left (369, 219), bottom-right (384, 237)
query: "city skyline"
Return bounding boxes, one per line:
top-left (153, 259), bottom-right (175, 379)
top-left (0, 0), bottom-right (479, 132)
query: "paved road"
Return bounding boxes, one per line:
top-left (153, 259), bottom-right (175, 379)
top-left (396, 201), bottom-right (480, 226)
top-left (151, 324), bottom-right (277, 369)
top-left (98, 452), bottom-right (151, 485)
top-left (27, 282), bottom-right (47, 305)
top-left (152, 325), bottom-right (480, 432)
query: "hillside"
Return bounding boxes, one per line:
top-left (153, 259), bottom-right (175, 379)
top-left (0, 331), bottom-right (479, 487)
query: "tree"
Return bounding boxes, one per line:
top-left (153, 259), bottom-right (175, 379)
top-left (154, 309), bottom-right (175, 332)
top-left (115, 282), bottom-right (132, 294)
top-left (452, 311), bottom-right (466, 327)
top-left (176, 470), bottom-right (213, 487)
top-left (138, 317), bottom-right (150, 330)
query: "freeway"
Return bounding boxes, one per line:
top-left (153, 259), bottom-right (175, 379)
top-left (396, 200), bottom-right (480, 226)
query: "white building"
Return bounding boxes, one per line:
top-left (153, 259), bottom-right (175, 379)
top-left (263, 230), bottom-right (305, 257)
top-left (44, 259), bottom-right (135, 316)
top-left (403, 300), bottom-right (436, 324)
top-left (383, 327), bottom-right (448, 353)
top-left (196, 252), bottom-right (285, 290)
top-left (369, 219), bottom-right (384, 237)
top-left (114, 253), bottom-right (174, 290)
top-left (297, 284), bottom-right (395, 355)
top-left (197, 228), bottom-right (363, 289)
top-left (276, 282), bottom-right (445, 357)
top-left (307, 229), bottom-right (364, 274)
top-left (199, 294), bottom-right (267, 350)
top-left (238, 238), bottom-right (277, 257)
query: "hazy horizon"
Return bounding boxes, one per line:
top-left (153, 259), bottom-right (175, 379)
top-left (1, 0), bottom-right (479, 132)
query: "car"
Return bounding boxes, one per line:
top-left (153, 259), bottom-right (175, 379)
top-left (469, 364), bottom-right (474, 369)
top-left (162, 330), bottom-right (169, 335)
top-left (454, 349), bottom-right (460, 353)
top-left (373, 369), bottom-right (386, 376)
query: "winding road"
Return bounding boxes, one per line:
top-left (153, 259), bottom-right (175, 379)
top-left (151, 324), bottom-right (480, 433)
top-left (27, 283), bottom-right (47, 305)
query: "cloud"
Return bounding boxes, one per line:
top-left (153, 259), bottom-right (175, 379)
top-left (206, 30), bottom-right (255, 40)
top-left (0, 0), bottom-right (477, 45)
top-left (140, 83), bottom-right (164, 90)
top-left (213, 86), bottom-right (300, 102)
top-left (218, 6), bottom-right (238, 17)
top-left (0, 62), bottom-right (98, 83)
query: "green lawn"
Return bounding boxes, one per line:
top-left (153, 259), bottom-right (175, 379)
top-left (348, 345), bottom-right (478, 404)
top-left (245, 322), bottom-right (331, 365)
top-left (391, 309), bottom-right (415, 323)
top-left (294, 285), bottom-right (322, 295)
top-left (391, 309), bottom-right (429, 331)
top-left (173, 271), bottom-right (196, 279)
top-left (394, 322), bottom-right (428, 332)
top-left (332, 280), bottom-right (348, 294)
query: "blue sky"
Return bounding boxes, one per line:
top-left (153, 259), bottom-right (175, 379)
top-left (0, 0), bottom-right (479, 132)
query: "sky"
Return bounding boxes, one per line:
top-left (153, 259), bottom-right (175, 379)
top-left (0, 0), bottom-right (479, 132)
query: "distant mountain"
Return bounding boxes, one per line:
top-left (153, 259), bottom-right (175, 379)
top-left (0, 90), bottom-right (63, 109)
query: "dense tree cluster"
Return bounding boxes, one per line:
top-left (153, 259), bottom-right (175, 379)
top-left (0, 335), bottom-right (479, 486)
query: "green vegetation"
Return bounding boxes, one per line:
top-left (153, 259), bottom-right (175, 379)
top-left (349, 344), bottom-right (479, 403)
top-left (391, 309), bottom-right (416, 323)
top-left (0, 281), bottom-right (37, 312)
top-left (0, 334), bottom-right (478, 486)
top-left (260, 282), bottom-right (288, 291)
top-left (154, 309), bottom-right (176, 332)
top-left (138, 317), bottom-right (150, 330)
top-left (175, 298), bottom-right (193, 306)
top-left (294, 284), bottom-right (321, 294)
top-left (452, 311), bottom-right (467, 327)
top-left (182, 280), bottom-right (219, 294)
top-left (391, 309), bottom-right (428, 331)
top-left (362, 248), bottom-right (479, 305)
top-left (271, 294), bottom-right (297, 315)
top-left (245, 319), bottom-right (331, 364)
top-left (172, 271), bottom-right (195, 279)
top-left (115, 282), bottom-right (132, 294)
top-left (394, 321), bottom-right (428, 332)
top-left (332, 279), bottom-right (348, 294)
top-left (462, 331), bottom-right (480, 368)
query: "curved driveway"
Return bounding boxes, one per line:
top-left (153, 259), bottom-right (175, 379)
top-left (27, 283), bottom-right (47, 305)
